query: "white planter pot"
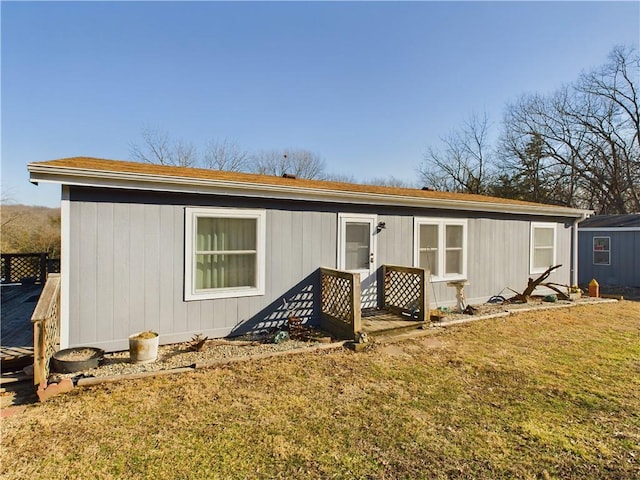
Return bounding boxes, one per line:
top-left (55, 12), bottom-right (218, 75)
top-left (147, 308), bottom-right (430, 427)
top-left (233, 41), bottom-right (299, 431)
top-left (129, 332), bottom-right (159, 364)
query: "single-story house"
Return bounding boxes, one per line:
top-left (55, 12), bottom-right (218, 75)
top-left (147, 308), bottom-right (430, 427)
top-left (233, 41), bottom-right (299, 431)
top-left (578, 214), bottom-right (640, 288)
top-left (28, 157), bottom-right (591, 352)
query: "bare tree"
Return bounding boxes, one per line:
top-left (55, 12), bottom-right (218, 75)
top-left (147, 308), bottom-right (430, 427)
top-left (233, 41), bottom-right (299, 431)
top-left (1, 205), bottom-right (61, 256)
top-left (1, 185), bottom-right (15, 206)
top-left (251, 149), bottom-right (326, 179)
top-left (500, 46), bottom-right (640, 213)
top-left (130, 128), bottom-right (197, 167)
top-left (419, 112), bottom-right (494, 193)
top-left (497, 94), bottom-right (577, 206)
top-left (0, 187), bottom-right (22, 228)
top-left (202, 139), bottom-right (249, 172)
top-left (323, 173), bottom-right (357, 183)
top-left (575, 45), bottom-right (640, 212)
top-left (363, 176), bottom-right (414, 188)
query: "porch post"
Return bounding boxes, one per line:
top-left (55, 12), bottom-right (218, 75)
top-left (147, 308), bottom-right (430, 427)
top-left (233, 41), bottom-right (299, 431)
top-left (420, 268), bottom-right (430, 322)
top-left (351, 272), bottom-right (361, 335)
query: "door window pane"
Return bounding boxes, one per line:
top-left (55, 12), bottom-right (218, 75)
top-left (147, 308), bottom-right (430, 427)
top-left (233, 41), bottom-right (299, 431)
top-left (345, 222), bottom-right (370, 270)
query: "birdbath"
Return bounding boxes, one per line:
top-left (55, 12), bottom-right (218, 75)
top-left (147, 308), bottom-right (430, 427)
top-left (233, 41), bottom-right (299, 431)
top-left (447, 280), bottom-right (469, 313)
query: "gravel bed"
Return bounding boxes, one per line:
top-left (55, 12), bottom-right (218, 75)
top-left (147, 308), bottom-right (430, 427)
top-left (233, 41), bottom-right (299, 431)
top-left (433, 296), bottom-right (613, 323)
top-left (60, 334), bottom-right (326, 380)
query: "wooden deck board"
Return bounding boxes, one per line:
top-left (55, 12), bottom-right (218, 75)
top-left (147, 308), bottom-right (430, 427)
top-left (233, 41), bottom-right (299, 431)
top-left (1, 284), bottom-right (40, 365)
top-left (361, 309), bottom-right (425, 336)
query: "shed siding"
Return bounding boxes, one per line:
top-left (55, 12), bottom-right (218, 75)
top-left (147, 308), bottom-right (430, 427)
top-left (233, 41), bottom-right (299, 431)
top-left (578, 230), bottom-right (640, 287)
top-left (67, 188), bottom-right (574, 351)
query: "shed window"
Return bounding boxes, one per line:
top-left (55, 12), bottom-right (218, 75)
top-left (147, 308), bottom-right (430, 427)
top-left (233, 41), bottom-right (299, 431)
top-left (414, 218), bottom-right (467, 281)
top-left (593, 237), bottom-right (610, 265)
top-left (185, 208), bottom-right (266, 300)
top-left (530, 222), bottom-right (557, 274)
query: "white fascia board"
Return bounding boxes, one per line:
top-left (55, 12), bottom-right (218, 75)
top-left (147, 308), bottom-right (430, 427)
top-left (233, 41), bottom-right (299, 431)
top-left (28, 165), bottom-right (592, 218)
top-left (579, 227), bottom-right (640, 232)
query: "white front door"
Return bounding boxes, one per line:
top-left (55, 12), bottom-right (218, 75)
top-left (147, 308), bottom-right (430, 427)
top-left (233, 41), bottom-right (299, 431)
top-left (338, 213), bottom-right (377, 279)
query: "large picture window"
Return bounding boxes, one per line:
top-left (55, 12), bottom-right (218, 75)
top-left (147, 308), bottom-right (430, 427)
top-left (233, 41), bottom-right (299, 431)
top-left (414, 218), bottom-right (467, 281)
top-left (530, 222), bottom-right (557, 274)
top-left (185, 208), bottom-right (266, 300)
top-left (593, 237), bottom-right (610, 265)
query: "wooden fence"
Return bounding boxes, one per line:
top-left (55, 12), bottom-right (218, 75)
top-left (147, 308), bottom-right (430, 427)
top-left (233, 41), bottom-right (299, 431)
top-left (1, 253), bottom-right (60, 284)
top-left (31, 273), bottom-right (61, 386)
top-left (382, 265), bottom-right (430, 321)
top-left (319, 267), bottom-right (361, 340)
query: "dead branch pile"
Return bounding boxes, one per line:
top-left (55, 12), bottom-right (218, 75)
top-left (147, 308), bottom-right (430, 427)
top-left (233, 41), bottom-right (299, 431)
top-left (508, 265), bottom-right (570, 302)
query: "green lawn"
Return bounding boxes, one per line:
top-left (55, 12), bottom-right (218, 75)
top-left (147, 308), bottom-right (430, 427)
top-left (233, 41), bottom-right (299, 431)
top-left (2, 301), bottom-right (639, 479)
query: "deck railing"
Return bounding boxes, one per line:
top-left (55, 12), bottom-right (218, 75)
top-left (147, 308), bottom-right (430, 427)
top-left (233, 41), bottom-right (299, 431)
top-left (382, 265), bottom-right (430, 321)
top-left (1, 252), bottom-right (60, 284)
top-left (320, 267), bottom-right (361, 340)
top-left (31, 273), bottom-right (61, 386)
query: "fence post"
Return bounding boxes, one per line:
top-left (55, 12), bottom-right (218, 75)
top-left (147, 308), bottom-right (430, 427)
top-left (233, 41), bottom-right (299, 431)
top-left (40, 253), bottom-right (48, 283)
top-left (4, 254), bottom-right (12, 283)
top-left (419, 269), bottom-right (430, 322)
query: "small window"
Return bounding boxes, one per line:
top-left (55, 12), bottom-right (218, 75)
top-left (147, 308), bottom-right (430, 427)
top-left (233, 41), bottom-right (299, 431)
top-left (593, 237), bottom-right (610, 265)
top-left (530, 222), bottom-right (557, 274)
top-left (185, 208), bottom-right (266, 300)
top-left (414, 218), bottom-right (467, 281)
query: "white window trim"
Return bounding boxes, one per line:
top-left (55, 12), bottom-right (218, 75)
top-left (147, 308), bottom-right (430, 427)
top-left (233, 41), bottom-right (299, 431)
top-left (530, 222), bottom-right (557, 275)
top-left (592, 236), bottom-right (611, 266)
top-left (413, 217), bottom-right (467, 282)
top-left (185, 207), bottom-right (266, 301)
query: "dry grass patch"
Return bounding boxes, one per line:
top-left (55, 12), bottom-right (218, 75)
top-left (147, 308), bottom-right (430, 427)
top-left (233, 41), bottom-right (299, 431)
top-left (2, 302), bottom-right (639, 479)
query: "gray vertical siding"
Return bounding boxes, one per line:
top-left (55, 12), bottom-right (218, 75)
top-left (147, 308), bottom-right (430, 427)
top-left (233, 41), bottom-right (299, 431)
top-left (578, 230), bottom-right (640, 287)
top-left (68, 195), bottom-right (341, 351)
top-left (67, 188), bottom-right (576, 351)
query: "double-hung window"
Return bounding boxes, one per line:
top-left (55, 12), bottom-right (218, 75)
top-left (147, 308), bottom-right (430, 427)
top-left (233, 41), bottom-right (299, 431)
top-left (414, 218), bottom-right (467, 281)
top-left (185, 207), bottom-right (266, 300)
top-left (530, 222), bottom-right (556, 274)
top-left (593, 237), bottom-right (610, 265)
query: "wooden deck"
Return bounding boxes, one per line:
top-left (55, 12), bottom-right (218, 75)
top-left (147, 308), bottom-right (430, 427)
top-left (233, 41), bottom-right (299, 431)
top-left (361, 309), bottom-right (426, 337)
top-left (1, 283), bottom-right (41, 368)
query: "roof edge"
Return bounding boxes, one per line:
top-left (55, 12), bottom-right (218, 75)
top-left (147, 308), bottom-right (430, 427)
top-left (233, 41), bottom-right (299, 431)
top-left (28, 162), bottom-right (592, 218)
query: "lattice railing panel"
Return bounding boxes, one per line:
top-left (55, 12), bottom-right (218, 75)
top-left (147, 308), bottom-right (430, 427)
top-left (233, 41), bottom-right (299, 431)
top-left (384, 269), bottom-right (421, 312)
top-left (32, 274), bottom-right (61, 386)
top-left (1, 254), bottom-right (42, 283)
top-left (42, 287), bottom-right (61, 379)
top-left (1, 253), bottom-right (59, 284)
top-left (321, 273), bottom-right (353, 325)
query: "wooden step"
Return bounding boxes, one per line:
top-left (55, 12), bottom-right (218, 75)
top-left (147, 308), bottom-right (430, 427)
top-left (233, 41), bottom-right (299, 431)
top-left (365, 321), bottom-right (427, 338)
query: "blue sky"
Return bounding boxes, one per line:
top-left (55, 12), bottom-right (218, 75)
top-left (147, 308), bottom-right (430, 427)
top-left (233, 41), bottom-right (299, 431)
top-left (2, 1), bottom-right (638, 207)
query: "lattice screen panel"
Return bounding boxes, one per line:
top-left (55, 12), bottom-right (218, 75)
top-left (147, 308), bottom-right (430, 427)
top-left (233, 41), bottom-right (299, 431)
top-left (321, 273), bottom-right (353, 325)
top-left (384, 270), bottom-right (421, 312)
